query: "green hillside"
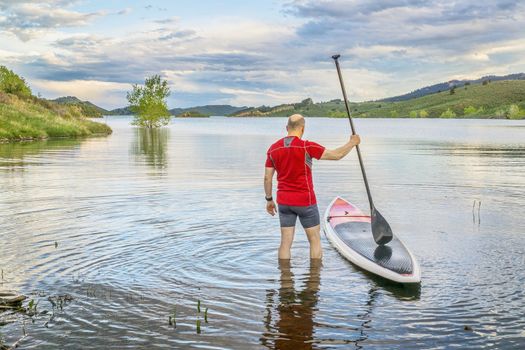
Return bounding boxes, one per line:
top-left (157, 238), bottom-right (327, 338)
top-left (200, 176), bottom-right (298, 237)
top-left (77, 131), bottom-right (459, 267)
top-left (230, 80), bottom-right (525, 119)
top-left (0, 66), bottom-right (112, 142)
top-left (175, 110), bottom-right (210, 118)
top-left (52, 96), bottom-right (109, 118)
top-left (170, 104), bottom-right (245, 116)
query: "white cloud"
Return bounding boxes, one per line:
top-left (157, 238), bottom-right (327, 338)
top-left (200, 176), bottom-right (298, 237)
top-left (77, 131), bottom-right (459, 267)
top-left (0, 1), bottom-right (103, 41)
top-left (31, 79), bottom-right (129, 108)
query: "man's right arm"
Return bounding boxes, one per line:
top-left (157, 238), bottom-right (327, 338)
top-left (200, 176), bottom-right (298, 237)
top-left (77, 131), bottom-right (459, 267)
top-left (321, 134), bottom-right (361, 160)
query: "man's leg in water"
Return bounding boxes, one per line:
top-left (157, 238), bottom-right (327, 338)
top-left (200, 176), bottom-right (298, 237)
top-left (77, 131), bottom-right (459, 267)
top-left (305, 225), bottom-right (322, 259)
top-left (279, 226), bottom-right (295, 259)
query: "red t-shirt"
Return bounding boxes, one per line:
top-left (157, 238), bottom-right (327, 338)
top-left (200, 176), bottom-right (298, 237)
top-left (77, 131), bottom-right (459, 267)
top-left (265, 136), bottom-right (325, 206)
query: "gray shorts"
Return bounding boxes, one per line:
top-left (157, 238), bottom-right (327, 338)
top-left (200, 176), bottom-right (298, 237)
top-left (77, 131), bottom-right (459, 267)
top-left (278, 204), bottom-right (320, 228)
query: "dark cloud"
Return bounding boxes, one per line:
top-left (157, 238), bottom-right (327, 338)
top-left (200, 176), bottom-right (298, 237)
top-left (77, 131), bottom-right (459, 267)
top-left (286, 0), bottom-right (427, 19)
top-left (286, 0), bottom-right (525, 54)
top-left (158, 29), bottom-right (196, 41)
top-left (116, 8), bottom-right (131, 15)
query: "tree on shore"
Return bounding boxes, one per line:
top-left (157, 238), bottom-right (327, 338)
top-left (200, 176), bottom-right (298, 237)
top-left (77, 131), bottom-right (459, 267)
top-left (440, 108), bottom-right (456, 118)
top-left (127, 75), bottom-right (171, 128)
top-left (0, 66), bottom-right (31, 98)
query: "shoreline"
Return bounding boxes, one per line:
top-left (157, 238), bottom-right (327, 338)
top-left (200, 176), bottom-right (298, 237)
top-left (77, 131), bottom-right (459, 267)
top-left (225, 115), bottom-right (516, 119)
top-left (0, 132), bottom-right (112, 144)
top-left (105, 114), bottom-right (522, 120)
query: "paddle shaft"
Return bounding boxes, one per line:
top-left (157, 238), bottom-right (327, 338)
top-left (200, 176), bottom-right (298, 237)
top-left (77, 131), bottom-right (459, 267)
top-left (332, 55), bottom-right (375, 211)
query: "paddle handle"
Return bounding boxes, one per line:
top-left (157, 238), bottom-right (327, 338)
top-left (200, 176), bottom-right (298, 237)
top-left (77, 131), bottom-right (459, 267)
top-left (332, 54), bottom-right (375, 211)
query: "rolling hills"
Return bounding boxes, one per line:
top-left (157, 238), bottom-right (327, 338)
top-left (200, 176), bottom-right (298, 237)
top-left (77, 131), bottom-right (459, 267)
top-left (379, 73), bottom-right (525, 102)
top-left (52, 96), bottom-right (109, 118)
top-left (230, 80), bottom-right (525, 119)
top-left (51, 73), bottom-right (525, 120)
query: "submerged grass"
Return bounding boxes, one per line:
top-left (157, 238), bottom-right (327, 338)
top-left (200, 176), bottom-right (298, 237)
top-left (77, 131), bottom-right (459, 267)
top-left (0, 92), bottom-right (111, 142)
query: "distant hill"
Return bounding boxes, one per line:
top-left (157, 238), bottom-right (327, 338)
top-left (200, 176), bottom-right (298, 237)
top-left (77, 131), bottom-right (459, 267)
top-left (359, 80), bottom-right (525, 118)
top-left (110, 104), bottom-right (245, 116)
top-left (176, 110), bottom-right (209, 118)
top-left (53, 73), bottom-right (525, 120)
top-left (109, 106), bottom-right (133, 115)
top-left (170, 104), bottom-right (245, 116)
top-left (229, 81), bottom-right (525, 119)
top-left (232, 98), bottom-right (314, 117)
top-left (379, 73), bottom-right (525, 102)
top-left (52, 96), bottom-right (109, 118)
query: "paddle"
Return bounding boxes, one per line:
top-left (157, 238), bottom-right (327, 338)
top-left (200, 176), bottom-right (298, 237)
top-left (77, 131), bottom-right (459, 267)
top-left (331, 54), bottom-right (393, 245)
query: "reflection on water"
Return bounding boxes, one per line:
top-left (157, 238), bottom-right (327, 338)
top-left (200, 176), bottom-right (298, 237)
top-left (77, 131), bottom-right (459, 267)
top-left (0, 139), bottom-right (82, 168)
top-left (261, 260), bottom-right (321, 350)
top-left (261, 261), bottom-right (420, 350)
top-left (131, 127), bottom-right (169, 169)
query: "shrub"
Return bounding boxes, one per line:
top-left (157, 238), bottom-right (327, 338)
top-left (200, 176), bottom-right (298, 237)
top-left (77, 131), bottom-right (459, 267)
top-left (464, 106), bottom-right (477, 115)
top-left (127, 75), bottom-right (171, 128)
top-left (495, 105), bottom-right (523, 119)
top-left (419, 110), bottom-right (429, 118)
top-left (508, 104), bottom-right (522, 119)
top-left (0, 66), bottom-right (32, 98)
top-left (409, 111), bottom-right (418, 118)
top-left (440, 108), bottom-right (456, 118)
top-left (390, 110), bottom-right (398, 117)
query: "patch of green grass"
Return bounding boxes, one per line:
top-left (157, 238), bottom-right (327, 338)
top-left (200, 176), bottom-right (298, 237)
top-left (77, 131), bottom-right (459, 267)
top-left (0, 92), bottom-right (112, 142)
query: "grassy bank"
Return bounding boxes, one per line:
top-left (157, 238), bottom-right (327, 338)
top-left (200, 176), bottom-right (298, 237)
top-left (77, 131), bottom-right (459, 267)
top-left (0, 92), bottom-right (111, 142)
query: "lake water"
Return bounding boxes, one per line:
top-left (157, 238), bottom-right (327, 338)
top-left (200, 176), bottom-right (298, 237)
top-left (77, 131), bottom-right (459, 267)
top-left (1, 117), bottom-right (524, 349)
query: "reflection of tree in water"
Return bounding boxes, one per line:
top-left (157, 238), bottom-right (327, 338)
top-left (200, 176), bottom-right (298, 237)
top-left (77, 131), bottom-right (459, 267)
top-left (132, 128), bottom-right (169, 169)
top-left (261, 260), bottom-right (321, 350)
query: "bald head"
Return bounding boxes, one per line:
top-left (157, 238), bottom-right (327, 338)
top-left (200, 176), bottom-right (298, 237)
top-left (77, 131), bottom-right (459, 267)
top-left (287, 114), bottom-right (305, 131)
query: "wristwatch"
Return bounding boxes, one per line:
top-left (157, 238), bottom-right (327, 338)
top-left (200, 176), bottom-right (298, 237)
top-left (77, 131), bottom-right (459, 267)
top-left (265, 196), bottom-right (273, 201)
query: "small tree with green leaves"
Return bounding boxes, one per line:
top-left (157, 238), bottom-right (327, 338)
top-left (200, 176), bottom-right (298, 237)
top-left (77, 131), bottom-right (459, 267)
top-left (477, 106), bottom-right (485, 115)
top-left (409, 110), bottom-right (418, 118)
top-left (508, 104), bottom-right (522, 119)
top-left (464, 106), bottom-right (477, 115)
top-left (0, 66), bottom-right (32, 98)
top-left (390, 110), bottom-right (398, 118)
top-left (440, 108), bottom-right (456, 118)
top-left (419, 110), bottom-right (429, 118)
top-left (127, 75), bottom-right (171, 128)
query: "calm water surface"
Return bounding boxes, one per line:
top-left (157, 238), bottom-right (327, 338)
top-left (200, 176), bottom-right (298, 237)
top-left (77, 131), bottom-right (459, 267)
top-left (1, 117), bottom-right (524, 349)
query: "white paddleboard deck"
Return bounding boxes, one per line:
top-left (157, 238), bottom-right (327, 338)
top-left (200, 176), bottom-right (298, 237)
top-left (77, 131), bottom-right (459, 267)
top-left (323, 197), bottom-right (421, 283)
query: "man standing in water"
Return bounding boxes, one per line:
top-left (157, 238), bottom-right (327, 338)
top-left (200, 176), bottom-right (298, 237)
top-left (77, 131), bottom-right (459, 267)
top-left (264, 114), bottom-right (360, 259)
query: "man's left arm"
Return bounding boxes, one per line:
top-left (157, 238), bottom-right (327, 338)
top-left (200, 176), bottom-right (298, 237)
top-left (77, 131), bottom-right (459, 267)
top-left (264, 167), bottom-right (276, 216)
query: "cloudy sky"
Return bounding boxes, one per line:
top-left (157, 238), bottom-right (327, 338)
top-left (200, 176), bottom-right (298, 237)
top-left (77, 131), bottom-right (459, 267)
top-left (1, 0), bottom-right (524, 109)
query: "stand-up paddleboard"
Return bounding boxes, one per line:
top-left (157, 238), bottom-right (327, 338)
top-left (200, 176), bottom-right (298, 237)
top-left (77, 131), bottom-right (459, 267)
top-left (323, 197), bottom-right (421, 283)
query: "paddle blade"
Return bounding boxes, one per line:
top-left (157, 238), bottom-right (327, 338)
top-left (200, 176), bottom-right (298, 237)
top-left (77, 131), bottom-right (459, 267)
top-left (371, 209), bottom-right (393, 245)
